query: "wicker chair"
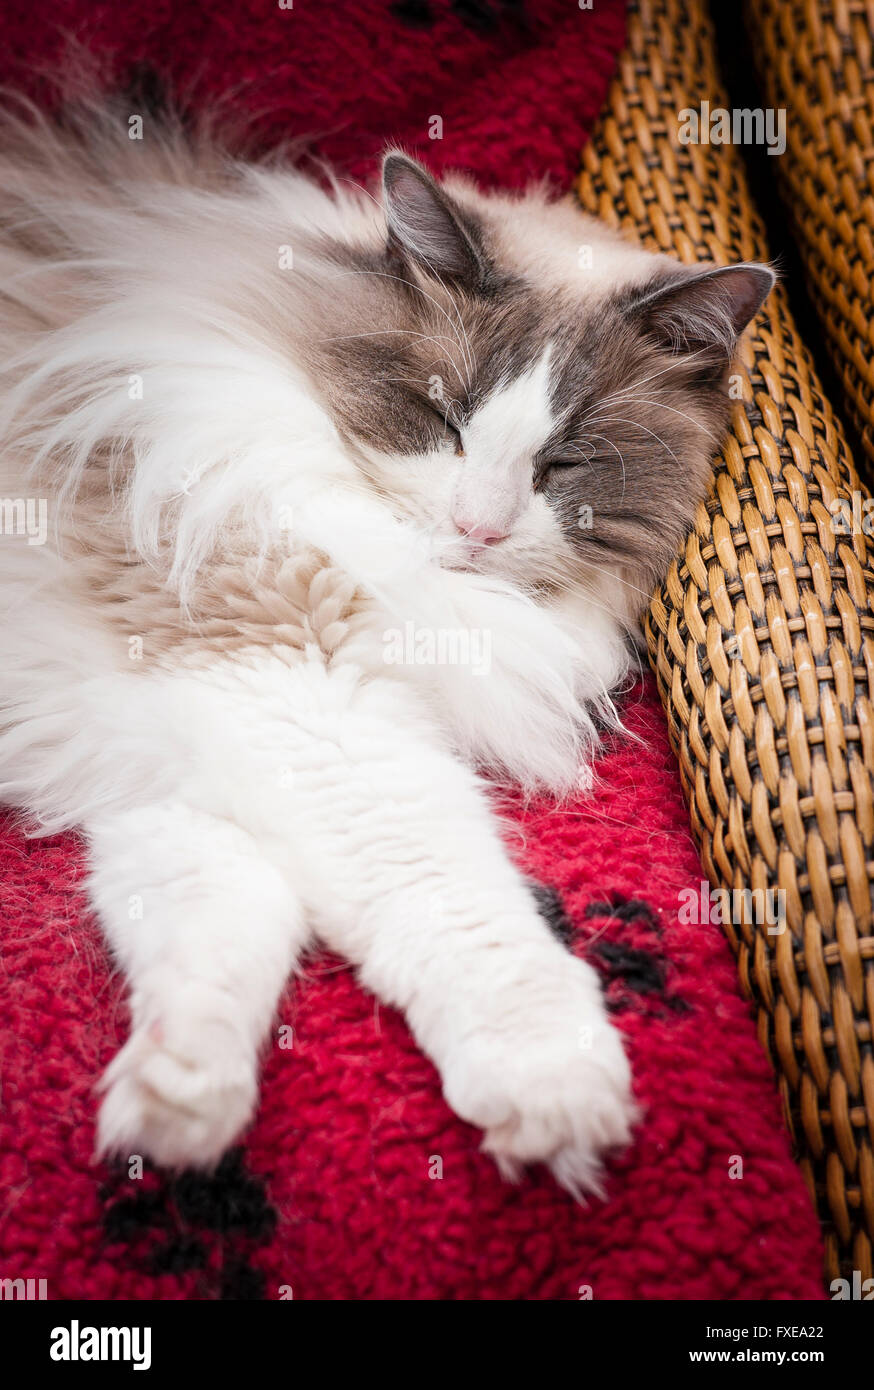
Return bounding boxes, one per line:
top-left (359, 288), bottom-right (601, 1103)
top-left (744, 0), bottom-right (874, 472)
top-left (577, 0), bottom-right (874, 1287)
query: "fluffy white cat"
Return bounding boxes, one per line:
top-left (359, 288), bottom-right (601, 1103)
top-left (0, 98), bottom-right (773, 1195)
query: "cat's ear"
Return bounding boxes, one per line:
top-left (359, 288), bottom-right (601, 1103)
top-left (629, 262), bottom-right (775, 360)
top-left (382, 152), bottom-right (487, 290)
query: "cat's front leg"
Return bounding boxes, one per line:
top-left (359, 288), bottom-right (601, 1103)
top-left (87, 801), bottom-right (309, 1168)
top-left (303, 698), bottom-right (637, 1197)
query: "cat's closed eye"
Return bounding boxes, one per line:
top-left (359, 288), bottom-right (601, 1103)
top-left (428, 406), bottom-right (464, 455)
top-left (543, 445), bottom-right (598, 472)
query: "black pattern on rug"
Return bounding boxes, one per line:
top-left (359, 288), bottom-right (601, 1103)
top-left (535, 885), bottom-right (691, 1016)
top-left (101, 1147), bottom-right (277, 1299)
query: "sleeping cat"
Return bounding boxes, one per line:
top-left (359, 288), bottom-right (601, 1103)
top-left (0, 100), bottom-right (774, 1196)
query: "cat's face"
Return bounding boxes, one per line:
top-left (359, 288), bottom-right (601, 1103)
top-left (314, 154), bottom-right (774, 604)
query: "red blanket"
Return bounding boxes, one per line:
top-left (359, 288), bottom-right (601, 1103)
top-left (0, 0), bottom-right (824, 1299)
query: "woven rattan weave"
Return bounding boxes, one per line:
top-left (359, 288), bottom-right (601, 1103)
top-left (576, 0), bottom-right (874, 1285)
top-left (744, 0), bottom-right (874, 472)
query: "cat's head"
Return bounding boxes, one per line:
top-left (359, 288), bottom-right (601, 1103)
top-left (314, 152), bottom-right (774, 607)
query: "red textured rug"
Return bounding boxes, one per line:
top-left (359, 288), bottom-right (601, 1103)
top-left (0, 0), bottom-right (825, 1300)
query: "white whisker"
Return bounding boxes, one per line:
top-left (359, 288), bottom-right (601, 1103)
top-left (330, 265), bottom-right (474, 389)
top-left (579, 346), bottom-right (713, 425)
top-left (582, 415), bottom-right (683, 470)
top-left (628, 396), bottom-right (721, 444)
top-left (581, 432), bottom-right (627, 501)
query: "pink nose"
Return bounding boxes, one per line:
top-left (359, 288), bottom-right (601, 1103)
top-left (453, 517), bottom-right (508, 545)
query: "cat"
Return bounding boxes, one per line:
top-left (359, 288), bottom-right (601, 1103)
top-left (0, 98), bottom-right (774, 1196)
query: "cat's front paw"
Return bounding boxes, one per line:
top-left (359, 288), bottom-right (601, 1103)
top-left (441, 959), bottom-right (636, 1200)
top-left (96, 1014), bottom-right (258, 1169)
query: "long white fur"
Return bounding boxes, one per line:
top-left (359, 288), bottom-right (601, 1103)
top-left (0, 112), bottom-right (638, 1190)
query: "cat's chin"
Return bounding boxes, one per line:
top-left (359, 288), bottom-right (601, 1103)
top-left (440, 551), bottom-right (519, 583)
top-left (440, 550), bottom-right (544, 592)
top-left (442, 552), bottom-right (487, 575)
top-left (439, 542), bottom-right (562, 591)
top-left (433, 534), bottom-right (493, 575)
